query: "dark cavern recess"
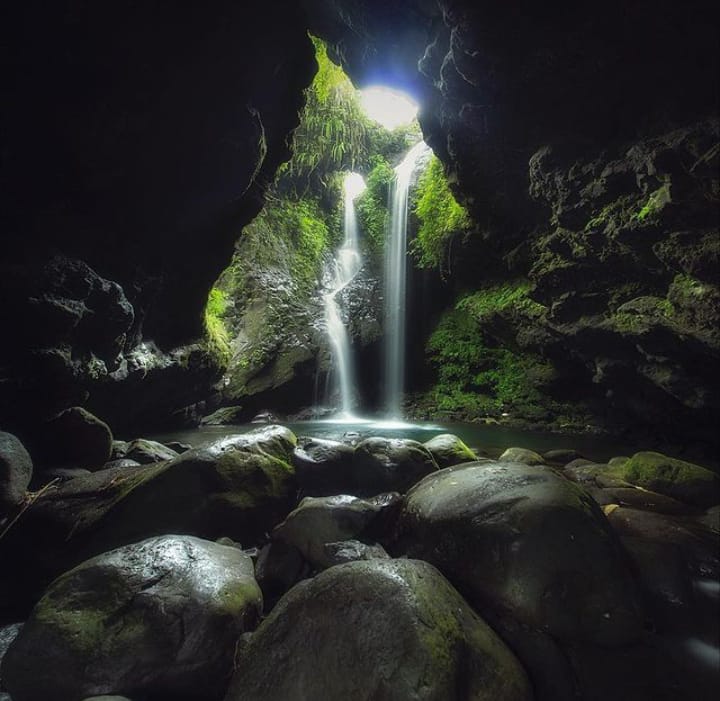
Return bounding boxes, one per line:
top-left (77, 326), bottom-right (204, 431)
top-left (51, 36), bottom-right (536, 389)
top-left (0, 1), bottom-right (718, 700)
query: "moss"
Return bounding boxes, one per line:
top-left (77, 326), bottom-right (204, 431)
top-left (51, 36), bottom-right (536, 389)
top-left (610, 451), bottom-right (720, 507)
top-left (422, 304), bottom-right (554, 419)
top-left (635, 182), bottom-right (671, 222)
top-left (457, 281), bottom-right (545, 320)
top-left (204, 288), bottom-right (232, 366)
top-left (355, 155), bottom-right (394, 255)
top-left (410, 155), bottom-right (471, 270)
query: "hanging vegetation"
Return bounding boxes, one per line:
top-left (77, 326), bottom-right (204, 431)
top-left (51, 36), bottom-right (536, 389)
top-left (410, 155), bottom-right (471, 271)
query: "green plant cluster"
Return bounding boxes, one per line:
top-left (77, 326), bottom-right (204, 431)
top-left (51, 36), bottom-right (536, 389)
top-left (279, 37), bottom-right (369, 192)
top-left (457, 282), bottom-right (545, 321)
top-left (423, 303), bottom-right (552, 418)
top-left (204, 287), bottom-right (232, 365)
top-left (636, 182), bottom-right (671, 222)
top-left (355, 155), bottom-right (394, 255)
top-left (410, 156), bottom-right (471, 270)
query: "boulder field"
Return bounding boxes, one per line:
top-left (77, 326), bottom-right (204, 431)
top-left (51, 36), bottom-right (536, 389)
top-left (1, 420), bottom-right (718, 700)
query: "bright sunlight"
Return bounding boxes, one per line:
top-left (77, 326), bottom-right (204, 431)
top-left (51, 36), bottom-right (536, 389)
top-left (359, 86), bottom-right (418, 130)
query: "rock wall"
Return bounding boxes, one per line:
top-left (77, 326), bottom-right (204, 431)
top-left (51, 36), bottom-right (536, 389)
top-left (0, 1), bottom-right (316, 436)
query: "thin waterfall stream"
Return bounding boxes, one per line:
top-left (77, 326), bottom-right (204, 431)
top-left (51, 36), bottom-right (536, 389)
top-left (323, 172), bottom-right (366, 417)
top-left (384, 140), bottom-right (431, 419)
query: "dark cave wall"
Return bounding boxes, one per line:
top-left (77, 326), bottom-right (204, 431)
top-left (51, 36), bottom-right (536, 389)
top-left (0, 1), bottom-right (316, 435)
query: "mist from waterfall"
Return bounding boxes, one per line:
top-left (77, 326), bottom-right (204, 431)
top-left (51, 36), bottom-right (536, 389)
top-left (384, 140), bottom-right (431, 419)
top-left (323, 172), bottom-right (366, 417)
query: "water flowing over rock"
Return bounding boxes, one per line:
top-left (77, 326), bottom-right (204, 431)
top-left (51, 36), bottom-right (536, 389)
top-left (384, 141), bottom-right (432, 418)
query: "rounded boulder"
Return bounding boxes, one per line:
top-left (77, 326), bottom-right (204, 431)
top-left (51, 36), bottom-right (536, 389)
top-left (1, 535), bottom-right (262, 701)
top-left (398, 462), bottom-right (644, 646)
top-left (224, 559), bottom-right (532, 701)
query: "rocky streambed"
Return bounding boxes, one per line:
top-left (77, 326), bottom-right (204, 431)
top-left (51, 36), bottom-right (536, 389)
top-left (1, 413), bottom-right (718, 701)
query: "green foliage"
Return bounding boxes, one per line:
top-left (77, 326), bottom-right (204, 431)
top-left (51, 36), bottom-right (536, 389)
top-left (636, 183), bottom-right (671, 222)
top-left (423, 304), bottom-right (553, 418)
top-left (457, 282), bottom-right (545, 320)
top-left (279, 37), bottom-right (368, 190)
top-left (204, 288), bottom-right (232, 366)
top-left (410, 156), bottom-right (471, 270)
top-left (356, 155), bottom-right (394, 255)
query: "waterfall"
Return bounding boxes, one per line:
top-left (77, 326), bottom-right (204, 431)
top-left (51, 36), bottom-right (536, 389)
top-left (323, 172), bottom-right (366, 417)
top-left (384, 140), bottom-right (431, 419)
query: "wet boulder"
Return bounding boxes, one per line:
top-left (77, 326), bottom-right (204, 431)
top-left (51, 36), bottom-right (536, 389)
top-left (609, 452), bottom-right (720, 507)
top-left (0, 431), bottom-right (33, 511)
top-left (201, 406), bottom-right (245, 426)
top-left (206, 425), bottom-right (297, 464)
top-left (423, 433), bottom-right (476, 468)
top-left (273, 494), bottom-right (395, 570)
top-left (499, 447), bottom-right (546, 465)
top-left (41, 407), bottom-right (113, 470)
top-left (353, 437), bottom-right (438, 495)
top-left (124, 439), bottom-right (179, 464)
top-left (224, 559), bottom-right (533, 701)
top-left (322, 539), bottom-right (389, 566)
top-left (2, 535), bottom-right (262, 701)
top-left (291, 437), bottom-right (355, 495)
top-left (0, 436), bottom-right (297, 612)
top-left (398, 462), bottom-right (644, 646)
top-left (543, 449), bottom-right (585, 465)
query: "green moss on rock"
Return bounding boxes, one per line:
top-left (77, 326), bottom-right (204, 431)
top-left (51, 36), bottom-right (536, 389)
top-left (611, 451), bottom-right (720, 507)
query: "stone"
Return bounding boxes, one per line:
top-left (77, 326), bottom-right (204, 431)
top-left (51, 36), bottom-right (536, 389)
top-left (499, 447), bottom-right (546, 465)
top-left (0, 432), bottom-right (33, 510)
top-left (609, 452), bottom-right (720, 507)
top-left (206, 425), bottom-right (297, 464)
top-left (82, 697), bottom-right (133, 701)
top-left (399, 462), bottom-right (644, 645)
top-left (291, 437), bottom-right (355, 496)
top-left (0, 441), bottom-right (297, 612)
top-left (124, 438), bottom-right (179, 464)
top-left (588, 486), bottom-right (696, 515)
top-left (605, 507), bottom-right (719, 579)
top-left (255, 541), bottom-right (307, 604)
top-left (101, 459), bottom-right (142, 470)
top-left (42, 407), bottom-right (112, 470)
top-left (41, 467), bottom-right (92, 483)
top-left (562, 462), bottom-right (611, 486)
top-left (201, 406), bottom-right (245, 426)
top-left (353, 437), bottom-right (438, 495)
top-left (224, 559), bottom-right (532, 701)
top-left (322, 539), bottom-right (389, 566)
top-left (273, 494), bottom-right (393, 570)
top-left (543, 449), bottom-right (585, 464)
top-left (110, 441), bottom-right (128, 460)
top-left (2, 535), bottom-right (262, 701)
top-left (423, 433), bottom-right (476, 468)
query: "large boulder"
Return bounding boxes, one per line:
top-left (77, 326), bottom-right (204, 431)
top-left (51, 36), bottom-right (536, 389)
top-left (609, 452), bottom-right (720, 507)
top-left (41, 407), bottom-right (113, 470)
top-left (291, 437), bottom-right (356, 495)
top-left (206, 425), bottom-right (297, 464)
top-left (353, 437), bottom-right (438, 495)
top-left (423, 433), bottom-right (476, 468)
top-left (224, 559), bottom-right (533, 701)
top-left (273, 494), bottom-right (396, 570)
top-left (0, 431), bottom-right (33, 511)
top-left (398, 462), bottom-right (644, 646)
top-left (499, 447), bottom-right (546, 466)
top-left (0, 431), bottom-right (298, 614)
top-left (2, 535), bottom-right (262, 701)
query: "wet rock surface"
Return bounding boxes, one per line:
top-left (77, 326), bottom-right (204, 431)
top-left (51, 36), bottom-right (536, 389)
top-left (1, 535), bottom-right (262, 701)
top-left (224, 559), bottom-right (533, 701)
top-left (398, 461), bottom-right (644, 645)
top-left (0, 433), bottom-right (33, 512)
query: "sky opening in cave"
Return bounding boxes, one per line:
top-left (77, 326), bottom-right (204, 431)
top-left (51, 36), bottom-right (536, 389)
top-left (359, 86), bottom-right (418, 129)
